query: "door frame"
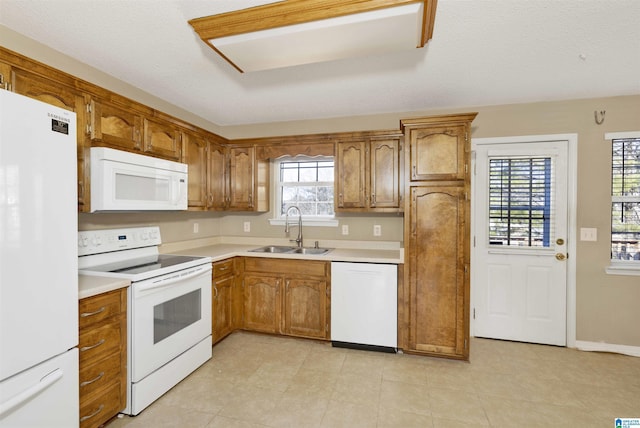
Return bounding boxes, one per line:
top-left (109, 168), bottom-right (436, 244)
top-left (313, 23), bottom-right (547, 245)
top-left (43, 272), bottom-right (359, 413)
top-left (471, 133), bottom-right (578, 348)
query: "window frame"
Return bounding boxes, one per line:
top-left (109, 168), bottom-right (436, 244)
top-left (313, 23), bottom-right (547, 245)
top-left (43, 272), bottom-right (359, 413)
top-left (268, 155), bottom-right (338, 227)
top-left (606, 131), bottom-right (640, 276)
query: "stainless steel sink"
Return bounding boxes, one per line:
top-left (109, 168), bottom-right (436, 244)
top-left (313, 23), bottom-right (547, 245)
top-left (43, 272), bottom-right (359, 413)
top-left (248, 245), bottom-right (331, 255)
top-left (290, 247), bottom-right (330, 255)
top-left (248, 245), bottom-right (297, 253)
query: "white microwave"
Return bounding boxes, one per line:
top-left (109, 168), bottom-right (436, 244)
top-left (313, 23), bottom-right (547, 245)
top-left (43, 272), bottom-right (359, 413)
top-left (90, 147), bottom-right (188, 212)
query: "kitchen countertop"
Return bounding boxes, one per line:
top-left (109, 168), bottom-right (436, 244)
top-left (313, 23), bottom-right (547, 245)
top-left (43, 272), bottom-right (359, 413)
top-left (78, 274), bottom-right (130, 300)
top-left (165, 243), bottom-right (404, 264)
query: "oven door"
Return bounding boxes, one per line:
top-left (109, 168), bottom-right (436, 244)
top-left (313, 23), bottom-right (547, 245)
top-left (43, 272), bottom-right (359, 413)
top-left (130, 263), bottom-right (212, 382)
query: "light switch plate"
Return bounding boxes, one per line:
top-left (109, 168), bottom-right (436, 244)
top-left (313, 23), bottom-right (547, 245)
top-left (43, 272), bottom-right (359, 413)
top-left (580, 227), bottom-right (597, 241)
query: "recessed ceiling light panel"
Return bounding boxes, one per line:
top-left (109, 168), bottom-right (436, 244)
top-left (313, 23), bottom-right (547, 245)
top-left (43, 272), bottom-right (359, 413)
top-left (189, 0), bottom-right (437, 72)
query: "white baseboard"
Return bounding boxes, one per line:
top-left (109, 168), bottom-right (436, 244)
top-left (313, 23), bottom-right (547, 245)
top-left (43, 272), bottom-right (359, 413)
top-left (574, 340), bottom-right (640, 358)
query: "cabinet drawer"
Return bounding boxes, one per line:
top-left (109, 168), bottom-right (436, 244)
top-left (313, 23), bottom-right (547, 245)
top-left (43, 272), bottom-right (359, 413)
top-left (79, 352), bottom-right (122, 399)
top-left (79, 320), bottom-right (123, 365)
top-left (79, 381), bottom-right (122, 428)
top-left (244, 258), bottom-right (327, 277)
top-left (79, 289), bottom-right (125, 330)
top-left (213, 259), bottom-right (234, 277)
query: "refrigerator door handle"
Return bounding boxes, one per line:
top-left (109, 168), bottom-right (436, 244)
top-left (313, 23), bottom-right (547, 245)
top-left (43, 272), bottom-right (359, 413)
top-left (0, 368), bottom-right (63, 418)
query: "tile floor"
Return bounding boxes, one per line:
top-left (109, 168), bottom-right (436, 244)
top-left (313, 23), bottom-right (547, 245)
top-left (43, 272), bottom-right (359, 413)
top-left (108, 331), bottom-right (640, 427)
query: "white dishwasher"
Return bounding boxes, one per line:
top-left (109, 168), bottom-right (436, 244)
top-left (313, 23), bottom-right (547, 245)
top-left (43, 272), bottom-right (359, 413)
top-left (331, 262), bottom-right (397, 352)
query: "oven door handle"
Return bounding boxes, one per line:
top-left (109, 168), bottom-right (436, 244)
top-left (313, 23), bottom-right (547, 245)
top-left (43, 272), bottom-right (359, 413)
top-left (137, 265), bottom-right (211, 292)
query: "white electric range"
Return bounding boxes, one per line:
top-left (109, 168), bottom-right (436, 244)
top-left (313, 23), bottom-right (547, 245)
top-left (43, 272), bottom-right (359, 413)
top-left (78, 226), bottom-right (212, 416)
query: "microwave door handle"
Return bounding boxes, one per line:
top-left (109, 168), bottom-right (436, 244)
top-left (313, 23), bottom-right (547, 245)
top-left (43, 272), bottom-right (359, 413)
top-left (137, 266), bottom-right (210, 292)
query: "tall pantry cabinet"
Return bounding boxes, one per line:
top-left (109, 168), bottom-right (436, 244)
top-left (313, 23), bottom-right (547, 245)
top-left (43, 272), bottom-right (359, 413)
top-left (400, 113), bottom-right (477, 360)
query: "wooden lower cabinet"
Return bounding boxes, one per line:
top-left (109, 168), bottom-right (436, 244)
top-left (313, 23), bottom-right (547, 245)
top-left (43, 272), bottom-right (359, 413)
top-left (244, 274), bottom-right (282, 334)
top-left (78, 288), bottom-right (127, 428)
top-left (212, 258), bottom-right (237, 343)
top-left (283, 277), bottom-right (328, 339)
top-left (405, 184), bottom-right (469, 360)
top-left (242, 258), bottom-right (330, 340)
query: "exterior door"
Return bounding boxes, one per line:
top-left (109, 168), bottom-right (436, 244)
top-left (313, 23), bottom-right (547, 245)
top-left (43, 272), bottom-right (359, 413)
top-left (473, 139), bottom-right (569, 346)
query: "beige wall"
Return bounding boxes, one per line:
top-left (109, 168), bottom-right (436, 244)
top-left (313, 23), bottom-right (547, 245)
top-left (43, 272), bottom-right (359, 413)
top-left (4, 26), bottom-right (640, 348)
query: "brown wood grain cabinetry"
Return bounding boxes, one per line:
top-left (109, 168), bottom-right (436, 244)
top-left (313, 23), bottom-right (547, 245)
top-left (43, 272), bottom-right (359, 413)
top-left (183, 130), bottom-right (210, 209)
top-left (143, 116), bottom-right (181, 160)
top-left (212, 258), bottom-right (236, 343)
top-left (242, 258), bottom-right (329, 339)
top-left (208, 142), bottom-right (230, 210)
top-left (87, 98), bottom-right (143, 152)
top-left (78, 288), bottom-right (127, 428)
top-left (407, 185), bottom-right (468, 358)
top-left (185, 141), bottom-right (268, 212)
top-left (336, 135), bottom-right (402, 212)
top-left (404, 122), bottom-right (468, 181)
top-left (401, 113), bottom-right (476, 360)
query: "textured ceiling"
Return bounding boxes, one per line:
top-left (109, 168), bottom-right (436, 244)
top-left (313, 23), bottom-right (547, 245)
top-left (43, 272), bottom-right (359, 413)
top-left (1, 0), bottom-right (639, 126)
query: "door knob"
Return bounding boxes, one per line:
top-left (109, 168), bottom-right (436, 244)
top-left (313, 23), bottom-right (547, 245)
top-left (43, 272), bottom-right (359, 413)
top-left (555, 253), bottom-right (566, 261)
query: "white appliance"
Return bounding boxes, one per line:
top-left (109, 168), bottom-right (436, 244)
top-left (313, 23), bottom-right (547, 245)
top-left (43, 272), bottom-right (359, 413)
top-left (78, 226), bottom-right (212, 415)
top-left (331, 262), bottom-right (397, 351)
top-left (90, 147), bottom-right (188, 212)
top-left (0, 90), bottom-right (79, 427)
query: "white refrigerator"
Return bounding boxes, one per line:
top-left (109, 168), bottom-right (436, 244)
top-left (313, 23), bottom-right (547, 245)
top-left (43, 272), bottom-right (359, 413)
top-left (0, 90), bottom-right (79, 427)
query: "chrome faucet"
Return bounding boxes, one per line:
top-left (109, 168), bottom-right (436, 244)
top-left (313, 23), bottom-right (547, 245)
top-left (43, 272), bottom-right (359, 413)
top-left (284, 205), bottom-right (303, 248)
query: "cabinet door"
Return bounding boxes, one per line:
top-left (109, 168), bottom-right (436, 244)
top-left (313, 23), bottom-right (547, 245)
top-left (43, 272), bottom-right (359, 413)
top-left (283, 278), bottom-right (327, 339)
top-left (89, 99), bottom-right (142, 152)
top-left (336, 140), bottom-right (367, 209)
top-left (0, 61), bottom-right (10, 90)
top-left (143, 117), bottom-right (181, 160)
top-left (212, 274), bottom-right (235, 343)
top-left (208, 142), bottom-right (229, 210)
top-left (183, 131), bottom-right (209, 210)
top-left (408, 125), bottom-right (467, 181)
top-left (11, 68), bottom-right (91, 211)
top-left (408, 185), bottom-right (468, 359)
top-left (370, 138), bottom-right (401, 209)
top-left (243, 274), bottom-right (281, 333)
top-left (228, 146), bottom-right (254, 210)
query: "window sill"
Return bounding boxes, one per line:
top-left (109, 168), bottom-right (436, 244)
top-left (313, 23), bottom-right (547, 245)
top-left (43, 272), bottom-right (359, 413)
top-left (269, 218), bottom-right (339, 227)
top-left (606, 263), bottom-right (640, 276)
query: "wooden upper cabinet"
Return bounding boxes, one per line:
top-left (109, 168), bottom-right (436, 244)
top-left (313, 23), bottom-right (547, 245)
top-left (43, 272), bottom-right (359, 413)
top-left (88, 99), bottom-right (142, 152)
top-left (370, 138), bottom-right (401, 209)
top-left (143, 117), bottom-right (181, 161)
top-left (336, 136), bottom-right (402, 212)
top-left (0, 61), bottom-right (10, 90)
top-left (183, 130), bottom-right (209, 210)
top-left (336, 140), bottom-right (367, 209)
top-left (228, 146), bottom-right (254, 210)
top-left (407, 125), bottom-right (467, 181)
top-left (401, 114), bottom-right (477, 182)
top-left (208, 142), bottom-right (229, 210)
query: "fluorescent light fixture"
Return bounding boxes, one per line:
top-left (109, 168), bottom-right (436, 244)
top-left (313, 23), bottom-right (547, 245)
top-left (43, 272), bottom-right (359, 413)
top-left (189, 0), bottom-right (438, 73)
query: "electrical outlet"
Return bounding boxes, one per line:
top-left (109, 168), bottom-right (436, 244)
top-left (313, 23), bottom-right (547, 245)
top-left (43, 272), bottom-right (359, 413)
top-left (341, 225), bottom-right (349, 235)
top-left (373, 224), bottom-right (382, 236)
top-left (193, 222), bottom-right (199, 234)
top-left (243, 221), bottom-right (251, 233)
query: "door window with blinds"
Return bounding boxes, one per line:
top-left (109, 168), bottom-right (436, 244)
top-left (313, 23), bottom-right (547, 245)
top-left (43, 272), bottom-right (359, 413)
top-left (488, 157), bottom-right (554, 247)
top-left (610, 136), bottom-right (640, 262)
